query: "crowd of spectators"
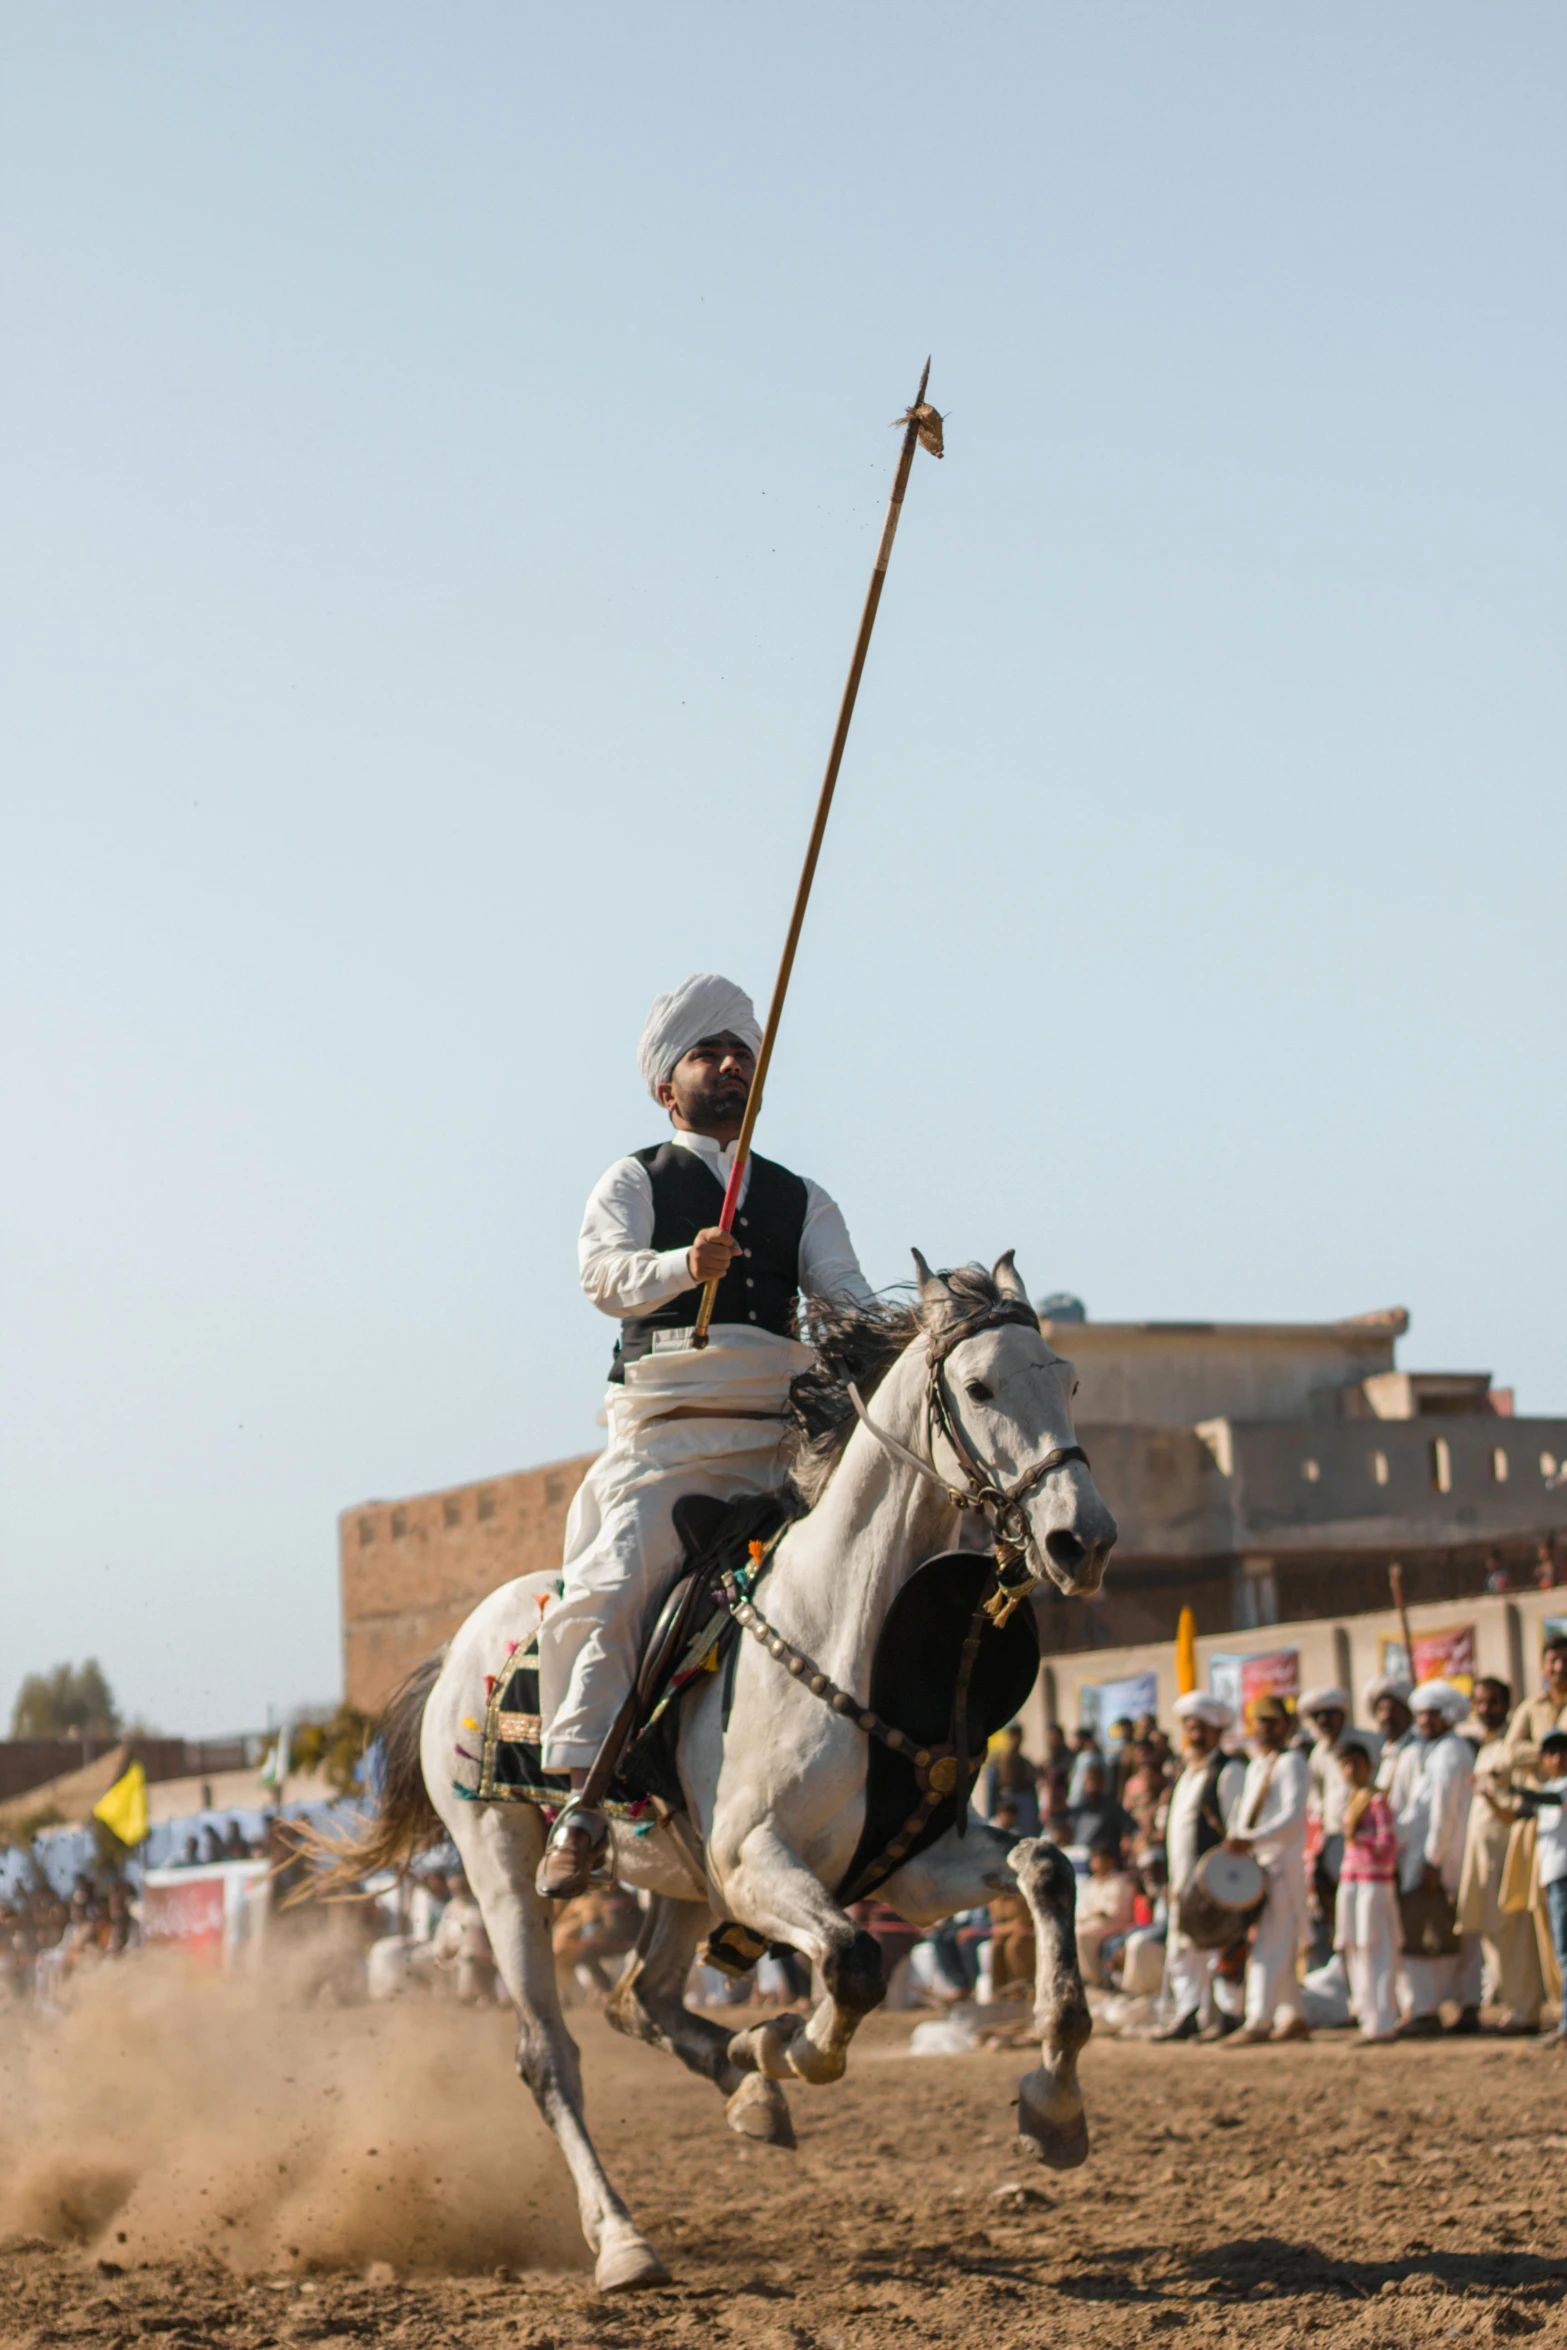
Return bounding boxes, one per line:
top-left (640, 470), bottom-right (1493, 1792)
top-left (0, 1877), bottom-right (140, 2006)
top-left (920, 1631), bottom-right (1567, 2048)
top-left (4, 1649), bottom-right (1562, 2048)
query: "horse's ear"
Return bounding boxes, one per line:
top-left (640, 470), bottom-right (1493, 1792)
top-left (992, 1249), bottom-right (1030, 1306)
top-left (911, 1248), bottom-right (958, 1330)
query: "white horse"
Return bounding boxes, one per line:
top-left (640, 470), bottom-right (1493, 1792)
top-left (329, 1254), bottom-right (1117, 2291)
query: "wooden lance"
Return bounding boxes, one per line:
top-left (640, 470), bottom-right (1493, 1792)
top-left (691, 360), bottom-right (944, 1346)
top-left (1388, 1561), bottom-right (1416, 1687)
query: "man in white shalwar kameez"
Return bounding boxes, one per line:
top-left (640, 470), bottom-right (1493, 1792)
top-left (1153, 1692), bottom-right (1247, 2041)
top-left (1388, 1677), bottom-right (1481, 2035)
top-left (1223, 1695), bottom-right (1312, 2044)
top-left (536, 974), bottom-right (873, 1895)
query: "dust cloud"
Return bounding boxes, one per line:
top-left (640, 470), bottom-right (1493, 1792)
top-left (0, 1952), bottom-right (586, 2277)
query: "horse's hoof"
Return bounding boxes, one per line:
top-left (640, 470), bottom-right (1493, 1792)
top-left (728, 2013), bottom-right (803, 2081)
top-left (1016, 2070), bottom-right (1090, 2171)
top-left (594, 2234), bottom-right (669, 2293)
top-left (784, 2035), bottom-right (846, 2086)
top-left (726, 2071), bottom-right (797, 2148)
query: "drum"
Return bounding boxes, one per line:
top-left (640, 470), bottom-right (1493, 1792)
top-left (1176, 1845), bottom-right (1266, 1949)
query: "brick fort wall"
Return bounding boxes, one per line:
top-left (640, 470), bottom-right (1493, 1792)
top-left (340, 1455), bottom-right (597, 1712)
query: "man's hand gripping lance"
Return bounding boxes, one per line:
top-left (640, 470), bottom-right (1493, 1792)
top-left (691, 363), bottom-right (944, 1346)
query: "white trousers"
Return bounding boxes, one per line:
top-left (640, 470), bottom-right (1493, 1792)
top-left (1243, 1849), bottom-right (1307, 2031)
top-left (1162, 1927), bottom-right (1242, 2025)
top-left (1335, 1879), bottom-right (1400, 2039)
top-left (1401, 1932), bottom-right (1484, 2021)
top-left (538, 1415), bottom-right (790, 1771)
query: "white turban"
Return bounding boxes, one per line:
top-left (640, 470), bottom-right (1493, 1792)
top-left (1363, 1673), bottom-right (1412, 1711)
top-left (1299, 1686), bottom-right (1350, 1722)
top-left (637, 975), bottom-right (763, 1101)
top-left (1174, 1692), bottom-right (1234, 1730)
top-left (1409, 1678), bottom-right (1467, 1721)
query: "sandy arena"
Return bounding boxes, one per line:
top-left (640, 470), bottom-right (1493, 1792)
top-left (2, 1961), bottom-right (1565, 2350)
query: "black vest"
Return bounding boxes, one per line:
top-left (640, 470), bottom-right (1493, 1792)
top-left (1194, 1749), bottom-right (1232, 1860)
top-left (608, 1142), bottom-right (809, 1382)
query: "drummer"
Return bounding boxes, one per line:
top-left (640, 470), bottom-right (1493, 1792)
top-left (1223, 1694), bottom-right (1313, 2046)
top-left (1154, 1692), bottom-right (1248, 2043)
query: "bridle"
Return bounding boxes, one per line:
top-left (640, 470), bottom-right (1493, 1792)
top-left (713, 1298), bottom-right (1095, 1883)
top-left (847, 1299), bottom-right (1091, 1627)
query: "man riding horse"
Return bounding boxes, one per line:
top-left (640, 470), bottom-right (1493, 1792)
top-left (536, 971), bottom-right (875, 1898)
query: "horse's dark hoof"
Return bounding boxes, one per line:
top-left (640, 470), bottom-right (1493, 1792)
top-left (726, 2072), bottom-right (797, 2147)
top-left (1016, 2068), bottom-right (1090, 2170)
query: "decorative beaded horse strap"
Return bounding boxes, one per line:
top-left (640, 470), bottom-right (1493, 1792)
top-left (719, 1550), bottom-right (963, 1800)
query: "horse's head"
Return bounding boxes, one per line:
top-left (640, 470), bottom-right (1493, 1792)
top-left (912, 1249), bottom-right (1118, 1599)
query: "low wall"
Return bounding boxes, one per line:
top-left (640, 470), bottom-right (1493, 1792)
top-left (1026, 1584), bottom-right (1567, 1742)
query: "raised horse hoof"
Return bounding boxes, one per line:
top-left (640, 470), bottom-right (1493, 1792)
top-left (725, 2071), bottom-right (797, 2148)
top-left (727, 2012), bottom-right (804, 2081)
top-left (1016, 2071), bottom-right (1090, 2172)
top-left (593, 2233), bottom-right (669, 2294)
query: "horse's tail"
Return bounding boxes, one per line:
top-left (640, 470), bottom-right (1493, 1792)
top-left (285, 1651), bottom-right (448, 1903)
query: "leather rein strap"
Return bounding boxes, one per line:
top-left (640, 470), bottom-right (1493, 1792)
top-left (848, 1301), bottom-right (1091, 1627)
top-left (715, 1304), bottom-right (1094, 1897)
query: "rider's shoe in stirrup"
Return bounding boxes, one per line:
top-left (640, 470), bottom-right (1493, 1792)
top-left (535, 1804), bottom-right (609, 1900)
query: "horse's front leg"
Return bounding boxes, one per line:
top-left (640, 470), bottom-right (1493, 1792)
top-left (878, 1826), bottom-right (1091, 2172)
top-left (717, 1822), bottom-right (884, 2087)
top-left (608, 1891), bottom-right (796, 2147)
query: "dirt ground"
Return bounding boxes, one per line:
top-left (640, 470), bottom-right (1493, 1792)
top-left (3, 1985), bottom-right (1565, 2350)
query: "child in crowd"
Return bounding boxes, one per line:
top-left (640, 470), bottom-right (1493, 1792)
top-left (1335, 1738), bottom-right (1400, 2045)
top-left (1519, 1729), bottom-right (1567, 2048)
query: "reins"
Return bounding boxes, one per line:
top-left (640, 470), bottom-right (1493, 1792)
top-left (716, 1303), bottom-right (1093, 1892)
top-left (849, 1302), bottom-right (1091, 1630)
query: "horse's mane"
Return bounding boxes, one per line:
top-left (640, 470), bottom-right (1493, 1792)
top-left (786, 1264), bottom-right (1017, 1507)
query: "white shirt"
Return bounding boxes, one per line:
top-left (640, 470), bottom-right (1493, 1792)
top-left (1236, 1746), bottom-right (1310, 1864)
top-left (579, 1131), bottom-right (874, 1322)
top-left (1389, 1729), bottom-right (1473, 1895)
top-left (1531, 1775), bottom-right (1566, 1889)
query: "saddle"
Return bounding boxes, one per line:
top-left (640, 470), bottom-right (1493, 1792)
top-left (457, 1489), bottom-right (796, 1818)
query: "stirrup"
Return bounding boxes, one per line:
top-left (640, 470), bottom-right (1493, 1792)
top-left (535, 1803), bottom-right (610, 1900)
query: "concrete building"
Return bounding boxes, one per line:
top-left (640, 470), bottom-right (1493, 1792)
top-left (1043, 1305), bottom-right (1565, 1658)
top-left (342, 1455), bottom-right (593, 1711)
top-left (339, 1305), bottom-right (1566, 1711)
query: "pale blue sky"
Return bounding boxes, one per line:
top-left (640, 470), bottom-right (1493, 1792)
top-left (4, 6), bottom-right (1563, 1733)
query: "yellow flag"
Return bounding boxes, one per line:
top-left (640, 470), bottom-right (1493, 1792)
top-left (1175, 1606), bottom-right (1198, 1697)
top-left (93, 1759), bottom-right (149, 1848)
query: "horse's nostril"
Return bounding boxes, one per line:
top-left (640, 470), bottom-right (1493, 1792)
top-left (1045, 1529), bottom-right (1087, 1575)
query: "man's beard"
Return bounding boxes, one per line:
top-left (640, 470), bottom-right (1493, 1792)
top-left (682, 1074), bottom-right (750, 1125)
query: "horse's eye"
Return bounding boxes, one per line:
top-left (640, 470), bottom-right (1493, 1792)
top-left (1072, 1379), bottom-right (1079, 1397)
top-left (965, 1380), bottom-right (993, 1403)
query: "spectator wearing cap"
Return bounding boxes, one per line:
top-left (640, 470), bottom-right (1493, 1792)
top-left (1389, 1678), bottom-right (1480, 2036)
top-left (1457, 1676), bottom-right (1545, 2035)
top-left (981, 1723), bottom-right (1041, 1838)
top-left (1298, 1685), bottom-right (1356, 1969)
top-left (1503, 1632), bottom-right (1567, 2019)
top-left (1365, 1675), bottom-right (1415, 1792)
top-left (1154, 1692), bottom-right (1247, 2043)
top-left (1223, 1694), bottom-right (1312, 2045)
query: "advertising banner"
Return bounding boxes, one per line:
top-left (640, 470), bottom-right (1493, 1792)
top-left (142, 1860), bottom-right (268, 1972)
top-left (1378, 1624), bottom-right (1476, 1695)
top-left (1208, 1648), bottom-right (1300, 1729)
top-left (1078, 1670), bottom-right (1158, 1736)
